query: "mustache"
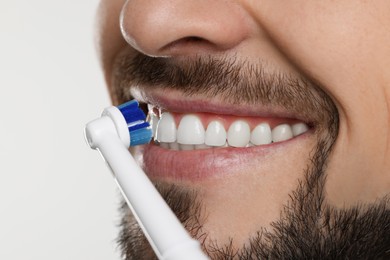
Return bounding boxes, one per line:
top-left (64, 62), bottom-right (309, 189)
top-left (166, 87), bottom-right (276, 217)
top-left (112, 49), bottom-right (337, 125)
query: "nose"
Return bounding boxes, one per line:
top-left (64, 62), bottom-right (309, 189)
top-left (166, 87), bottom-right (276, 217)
top-left (120, 0), bottom-right (252, 56)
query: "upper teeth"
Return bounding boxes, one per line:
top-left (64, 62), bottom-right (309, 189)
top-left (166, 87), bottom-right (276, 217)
top-left (205, 121), bottom-right (226, 146)
top-left (177, 115), bottom-right (205, 145)
top-left (150, 112), bottom-right (309, 150)
top-left (155, 112), bottom-right (176, 143)
top-left (227, 120), bottom-right (251, 147)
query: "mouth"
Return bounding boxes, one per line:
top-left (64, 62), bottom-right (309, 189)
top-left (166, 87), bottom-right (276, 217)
top-left (132, 88), bottom-right (316, 182)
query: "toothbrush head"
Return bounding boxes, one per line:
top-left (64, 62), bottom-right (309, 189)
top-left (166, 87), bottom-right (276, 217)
top-left (100, 100), bottom-right (153, 147)
top-left (117, 100), bottom-right (153, 146)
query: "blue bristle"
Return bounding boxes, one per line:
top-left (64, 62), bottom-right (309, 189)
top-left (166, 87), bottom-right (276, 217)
top-left (117, 100), bottom-right (146, 126)
top-left (124, 110), bottom-right (146, 125)
top-left (130, 127), bottom-right (153, 146)
top-left (117, 100), bottom-right (139, 110)
top-left (129, 122), bottom-right (150, 132)
top-left (117, 100), bottom-right (153, 146)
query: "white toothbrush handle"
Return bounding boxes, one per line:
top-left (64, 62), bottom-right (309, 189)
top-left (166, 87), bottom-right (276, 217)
top-left (85, 117), bottom-right (209, 260)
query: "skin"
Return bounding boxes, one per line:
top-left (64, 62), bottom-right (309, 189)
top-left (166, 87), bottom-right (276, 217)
top-left (96, 0), bottom-right (390, 253)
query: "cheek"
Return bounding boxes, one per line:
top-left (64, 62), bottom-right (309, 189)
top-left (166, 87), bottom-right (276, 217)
top-left (254, 1), bottom-right (389, 99)
top-left (254, 1), bottom-right (390, 205)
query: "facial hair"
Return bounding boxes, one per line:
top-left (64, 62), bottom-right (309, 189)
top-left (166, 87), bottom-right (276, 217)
top-left (113, 49), bottom-right (390, 259)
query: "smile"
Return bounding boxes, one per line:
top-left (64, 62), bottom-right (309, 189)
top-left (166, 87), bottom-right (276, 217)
top-left (130, 89), bottom-right (317, 181)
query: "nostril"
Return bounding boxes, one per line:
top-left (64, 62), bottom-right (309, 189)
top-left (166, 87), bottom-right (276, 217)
top-left (160, 36), bottom-right (216, 54)
top-left (185, 36), bottom-right (205, 43)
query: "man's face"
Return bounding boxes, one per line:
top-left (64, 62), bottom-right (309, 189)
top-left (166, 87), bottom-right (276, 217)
top-left (97, 0), bottom-right (390, 258)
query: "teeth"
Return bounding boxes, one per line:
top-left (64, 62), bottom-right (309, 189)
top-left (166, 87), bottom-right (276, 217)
top-left (169, 142), bottom-right (180, 151)
top-left (179, 144), bottom-right (195, 151)
top-left (272, 124), bottom-right (293, 143)
top-left (227, 120), bottom-right (251, 147)
top-left (153, 111), bottom-right (309, 150)
top-left (205, 121), bottom-right (227, 146)
top-left (292, 123), bottom-right (309, 137)
top-left (195, 144), bottom-right (210, 150)
top-left (177, 115), bottom-right (205, 144)
top-left (159, 142), bottom-right (170, 149)
top-left (156, 112), bottom-right (176, 143)
top-left (250, 123), bottom-right (272, 145)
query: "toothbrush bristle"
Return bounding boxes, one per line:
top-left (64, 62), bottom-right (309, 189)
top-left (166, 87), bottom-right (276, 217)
top-left (117, 99), bottom-right (139, 111)
top-left (130, 127), bottom-right (153, 146)
top-left (128, 122), bottom-right (150, 132)
top-left (117, 100), bottom-right (153, 146)
top-left (118, 101), bottom-right (146, 122)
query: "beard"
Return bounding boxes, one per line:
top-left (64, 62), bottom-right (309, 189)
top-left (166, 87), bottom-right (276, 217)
top-left (117, 140), bottom-right (390, 259)
top-left (113, 49), bottom-right (390, 259)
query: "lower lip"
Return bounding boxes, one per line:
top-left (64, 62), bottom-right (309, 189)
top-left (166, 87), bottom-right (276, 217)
top-left (135, 134), bottom-right (309, 182)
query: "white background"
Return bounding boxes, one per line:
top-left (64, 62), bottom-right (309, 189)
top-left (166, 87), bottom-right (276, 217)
top-left (0, 0), bottom-right (120, 259)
